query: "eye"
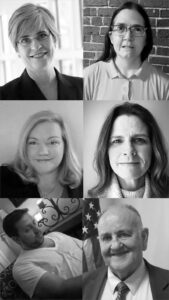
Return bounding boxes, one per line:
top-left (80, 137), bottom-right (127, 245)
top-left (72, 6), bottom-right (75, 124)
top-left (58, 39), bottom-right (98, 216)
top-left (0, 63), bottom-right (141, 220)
top-left (19, 37), bottom-right (31, 45)
top-left (110, 138), bottom-right (123, 145)
top-left (116, 24), bottom-right (126, 33)
top-left (38, 32), bottom-right (49, 40)
top-left (27, 140), bottom-right (37, 146)
top-left (133, 25), bottom-right (143, 33)
top-left (133, 137), bottom-right (147, 144)
top-left (49, 139), bottom-right (60, 145)
top-left (101, 234), bottom-right (112, 242)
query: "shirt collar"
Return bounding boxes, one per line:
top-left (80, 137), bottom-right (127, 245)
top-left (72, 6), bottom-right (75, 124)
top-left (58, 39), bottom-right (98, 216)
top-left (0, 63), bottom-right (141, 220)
top-left (107, 260), bottom-right (147, 295)
top-left (107, 59), bottom-right (150, 80)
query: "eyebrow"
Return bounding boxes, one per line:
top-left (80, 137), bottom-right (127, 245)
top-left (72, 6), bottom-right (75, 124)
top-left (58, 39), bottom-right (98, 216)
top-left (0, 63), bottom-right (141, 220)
top-left (28, 136), bottom-right (62, 140)
top-left (20, 31), bottom-right (48, 38)
top-left (114, 23), bottom-right (144, 26)
top-left (111, 134), bottom-right (149, 138)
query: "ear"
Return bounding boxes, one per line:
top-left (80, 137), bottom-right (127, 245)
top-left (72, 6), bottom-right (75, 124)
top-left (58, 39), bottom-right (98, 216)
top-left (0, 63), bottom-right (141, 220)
top-left (141, 228), bottom-right (149, 251)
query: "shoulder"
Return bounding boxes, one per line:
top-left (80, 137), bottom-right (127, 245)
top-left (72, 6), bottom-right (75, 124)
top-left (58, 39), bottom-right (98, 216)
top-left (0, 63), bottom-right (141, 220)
top-left (83, 266), bottom-right (106, 282)
top-left (67, 180), bottom-right (83, 197)
top-left (145, 260), bottom-right (169, 277)
top-left (0, 73), bottom-right (24, 100)
top-left (84, 61), bottom-right (108, 77)
top-left (0, 165), bottom-right (22, 182)
top-left (145, 62), bottom-right (169, 83)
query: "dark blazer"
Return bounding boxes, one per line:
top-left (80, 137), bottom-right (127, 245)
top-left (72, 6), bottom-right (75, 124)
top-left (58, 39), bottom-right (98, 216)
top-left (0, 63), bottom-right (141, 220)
top-left (0, 68), bottom-right (83, 100)
top-left (0, 166), bottom-right (83, 204)
top-left (83, 260), bottom-right (169, 300)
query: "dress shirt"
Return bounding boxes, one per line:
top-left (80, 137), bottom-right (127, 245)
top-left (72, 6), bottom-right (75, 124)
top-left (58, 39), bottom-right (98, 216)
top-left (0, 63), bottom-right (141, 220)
top-left (100, 260), bottom-right (153, 300)
top-left (84, 60), bottom-right (169, 100)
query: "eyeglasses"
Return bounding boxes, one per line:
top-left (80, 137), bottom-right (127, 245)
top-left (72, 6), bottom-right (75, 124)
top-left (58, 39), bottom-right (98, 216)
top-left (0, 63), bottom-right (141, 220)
top-left (17, 32), bottom-right (50, 47)
top-left (110, 24), bottom-right (147, 37)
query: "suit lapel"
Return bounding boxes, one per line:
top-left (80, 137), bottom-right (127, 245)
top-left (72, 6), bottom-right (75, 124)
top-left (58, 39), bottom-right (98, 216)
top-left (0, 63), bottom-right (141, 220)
top-left (145, 260), bottom-right (169, 300)
top-left (21, 70), bottom-right (46, 100)
top-left (83, 267), bottom-right (107, 300)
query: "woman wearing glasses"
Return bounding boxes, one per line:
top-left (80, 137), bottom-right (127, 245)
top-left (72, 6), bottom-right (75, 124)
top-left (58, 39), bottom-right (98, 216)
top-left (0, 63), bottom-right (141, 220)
top-left (0, 3), bottom-right (83, 100)
top-left (84, 2), bottom-right (169, 100)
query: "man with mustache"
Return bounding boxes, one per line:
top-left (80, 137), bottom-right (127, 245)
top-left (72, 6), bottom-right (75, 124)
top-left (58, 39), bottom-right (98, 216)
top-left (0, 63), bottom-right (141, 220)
top-left (3, 209), bottom-right (82, 299)
top-left (83, 203), bottom-right (169, 300)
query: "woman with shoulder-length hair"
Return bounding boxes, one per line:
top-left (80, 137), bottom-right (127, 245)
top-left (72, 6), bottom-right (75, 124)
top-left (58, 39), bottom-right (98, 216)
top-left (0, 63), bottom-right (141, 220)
top-left (0, 3), bottom-right (83, 100)
top-left (84, 1), bottom-right (169, 100)
top-left (0, 110), bottom-right (83, 199)
top-left (88, 102), bottom-right (169, 198)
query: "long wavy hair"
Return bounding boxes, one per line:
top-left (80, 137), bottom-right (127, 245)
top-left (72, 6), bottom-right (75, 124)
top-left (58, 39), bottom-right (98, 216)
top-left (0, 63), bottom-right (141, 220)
top-left (98, 1), bottom-right (153, 63)
top-left (8, 110), bottom-right (82, 188)
top-left (88, 103), bottom-right (169, 197)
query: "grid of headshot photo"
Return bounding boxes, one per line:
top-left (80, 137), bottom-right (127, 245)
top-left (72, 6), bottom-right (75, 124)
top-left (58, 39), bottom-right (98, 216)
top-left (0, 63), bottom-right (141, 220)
top-left (0, 0), bottom-right (169, 299)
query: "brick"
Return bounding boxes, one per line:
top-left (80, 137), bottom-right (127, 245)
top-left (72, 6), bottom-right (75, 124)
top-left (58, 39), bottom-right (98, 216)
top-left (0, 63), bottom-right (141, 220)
top-left (83, 8), bottom-right (97, 16)
top-left (150, 56), bottom-right (169, 65)
top-left (98, 7), bottom-right (115, 17)
top-left (146, 9), bottom-right (159, 17)
top-left (83, 26), bottom-right (100, 35)
top-left (158, 29), bottom-right (169, 38)
top-left (92, 17), bottom-right (103, 26)
top-left (157, 19), bottom-right (169, 27)
top-left (160, 9), bottom-right (169, 18)
top-left (157, 47), bottom-right (169, 56)
top-left (141, 0), bottom-right (169, 8)
top-left (92, 35), bottom-right (105, 43)
top-left (109, 0), bottom-right (137, 7)
top-left (83, 60), bottom-right (90, 68)
top-left (84, 51), bottom-right (96, 59)
top-left (103, 17), bottom-right (112, 26)
top-left (157, 37), bottom-right (169, 47)
top-left (83, 17), bottom-right (91, 25)
top-left (163, 66), bottom-right (169, 74)
top-left (83, 35), bottom-right (91, 42)
top-left (84, 0), bottom-right (108, 7)
top-left (149, 18), bottom-right (156, 27)
top-left (100, 26), bottom-right (109, 35)
top-left (84, 42), bottom-right (104, 51)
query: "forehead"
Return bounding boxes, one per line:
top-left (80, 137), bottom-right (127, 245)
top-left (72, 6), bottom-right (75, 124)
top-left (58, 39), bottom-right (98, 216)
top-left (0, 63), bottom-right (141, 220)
top-left (111, 115), bottom-right (148, 136)
top-left (98, 207), bottom-right (139, 234)
top-left (16, 214), bottom-right (34, 229)
top-left (17, 15), bottom-right (48, 38)
top-left (114, 9), bottom-right (144, 26)
top-left (29, 121), bottom-right (62, 138)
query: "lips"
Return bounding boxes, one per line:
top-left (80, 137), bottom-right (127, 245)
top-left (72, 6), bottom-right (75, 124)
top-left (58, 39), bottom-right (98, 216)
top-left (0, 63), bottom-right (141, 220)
top-left (30, 52), bottom-right (47, 58)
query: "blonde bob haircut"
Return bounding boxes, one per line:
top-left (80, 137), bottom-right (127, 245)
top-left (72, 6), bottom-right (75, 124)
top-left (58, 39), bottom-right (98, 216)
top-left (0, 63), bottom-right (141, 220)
top-left (11, 110), bottom-right (82, 188)
top-left (8, 3), bottom-right (59, 50)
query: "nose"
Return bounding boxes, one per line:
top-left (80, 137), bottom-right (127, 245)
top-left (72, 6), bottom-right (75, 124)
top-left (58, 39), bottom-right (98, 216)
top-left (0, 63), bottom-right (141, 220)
top-left (110, 236), bottom-right (122, 250)
top-left (38, 143), bottom-right (49, 155)
top-left (122, 140), bottom-right (135, 156)
top-left (123, 28), bottom-right (134, 39)
top-left (30, 38), bottom-right (41, 50)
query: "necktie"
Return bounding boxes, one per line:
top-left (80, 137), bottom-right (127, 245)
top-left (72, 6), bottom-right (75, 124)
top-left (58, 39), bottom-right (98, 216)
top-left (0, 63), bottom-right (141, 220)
top-left (115, 281), bottom-right (129, 300)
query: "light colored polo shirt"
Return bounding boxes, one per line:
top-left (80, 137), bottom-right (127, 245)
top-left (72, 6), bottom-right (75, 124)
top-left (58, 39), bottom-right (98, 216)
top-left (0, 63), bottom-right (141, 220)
top-left (13, 232), bottom-right (82, 298)
top-left (100, 260), bottom-right (153, 300)
top-left (84, 60), bottom-right (169, 100)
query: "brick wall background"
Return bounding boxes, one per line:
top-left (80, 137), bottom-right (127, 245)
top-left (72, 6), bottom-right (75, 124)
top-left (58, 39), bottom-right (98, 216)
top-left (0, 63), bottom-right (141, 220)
top-left (83, 0), bottom-right (169, 74)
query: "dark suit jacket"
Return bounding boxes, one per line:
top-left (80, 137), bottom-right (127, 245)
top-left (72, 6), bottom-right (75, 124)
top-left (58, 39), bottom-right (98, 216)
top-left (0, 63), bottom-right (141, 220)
top-left (0, 166), bottom-right (83, 204)
top-left (0, 68), bottom-right (83, 100)
top-left (83, 260), bottom-right (169, 300)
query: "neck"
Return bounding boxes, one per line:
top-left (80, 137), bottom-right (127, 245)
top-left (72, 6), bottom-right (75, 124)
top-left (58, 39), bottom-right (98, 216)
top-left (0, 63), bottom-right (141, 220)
top-left (115, 57), bottom-right (141, 78)
top-left (38, 171), bottom-right (58, 188)
top-left (27, 65), bottom-right (56, 85)
top-left (117, 175), bottom-right (145, 191)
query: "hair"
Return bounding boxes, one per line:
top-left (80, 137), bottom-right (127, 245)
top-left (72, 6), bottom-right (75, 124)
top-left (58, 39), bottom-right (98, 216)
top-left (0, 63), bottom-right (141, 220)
top-left (88, 102), bottom-right (169, 198)
top-left (98, 203), bottom-right (143, 230)
top-left (98, 1), bottom-right (153, 62)
top-left (8, 110), bottom-right (82, 188)
top-left (8, 3), bottom-right (59, 50)
top-left (3, 209), bottom-right (28, 237)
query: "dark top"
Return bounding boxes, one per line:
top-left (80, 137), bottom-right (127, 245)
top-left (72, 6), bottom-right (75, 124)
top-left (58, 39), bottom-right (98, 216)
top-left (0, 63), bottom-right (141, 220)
top-left (0, 166), bottom-right (83, 206)
top-left (0, 68), bottom-right (83, 100)
top-left (83, 260), bottom-right (169, 300)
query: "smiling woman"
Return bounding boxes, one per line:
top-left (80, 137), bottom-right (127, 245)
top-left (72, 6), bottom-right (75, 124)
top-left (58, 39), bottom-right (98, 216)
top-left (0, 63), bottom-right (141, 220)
top-left (0, 110), bottom-right (83, 199)
top-left (0, 3), bottom-right (83, 100)
top-left (87, 102), bottom-right (169, 198)
top-left (84, 1), bottom-right (169, 100)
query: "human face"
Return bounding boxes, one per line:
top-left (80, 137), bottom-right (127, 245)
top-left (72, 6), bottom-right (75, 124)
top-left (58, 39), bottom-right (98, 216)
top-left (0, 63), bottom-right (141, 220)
top-left (108, 115), bottom-right (152, 190)
top-left (98, 207), bottom-right (148, 280)
top-left (16, 28), bottom-right (56, 73)
top-left (109, 9), bottom-right (146, 63)
top-left (27, 121), bottom-right (64, 176)
top-left (15, 213), bottom-right (44, 249)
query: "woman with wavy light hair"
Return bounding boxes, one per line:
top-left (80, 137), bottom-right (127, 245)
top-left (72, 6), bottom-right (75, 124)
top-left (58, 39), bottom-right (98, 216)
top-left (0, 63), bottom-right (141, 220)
top-left (88, 102), bottom-right (169, 198)
top-left (0, 110), bottom-right (82, 199)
